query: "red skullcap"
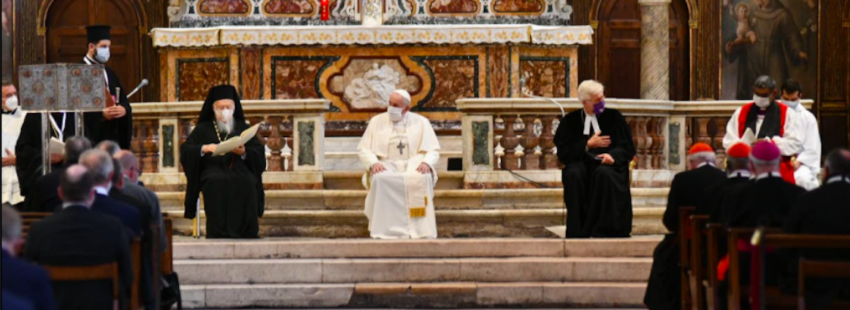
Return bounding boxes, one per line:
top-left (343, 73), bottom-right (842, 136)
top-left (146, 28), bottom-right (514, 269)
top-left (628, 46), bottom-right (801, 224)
top-left (726, 143), bottom-right (752, 159)
top-left (689, 143), bottom-right (714, 155)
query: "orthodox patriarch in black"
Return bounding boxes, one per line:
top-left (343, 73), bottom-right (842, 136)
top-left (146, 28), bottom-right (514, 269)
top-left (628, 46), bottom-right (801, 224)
top-left (181, 85), bottom-right (265, 238)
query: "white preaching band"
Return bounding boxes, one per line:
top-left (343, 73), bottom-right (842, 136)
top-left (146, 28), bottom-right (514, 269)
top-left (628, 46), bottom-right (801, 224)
top-left (358, 89), bottom-right (441, 239)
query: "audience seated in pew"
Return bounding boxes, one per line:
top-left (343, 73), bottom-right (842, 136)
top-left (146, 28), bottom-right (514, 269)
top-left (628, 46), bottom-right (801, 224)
top-left (645, 143), bottom-right (727, 310)
top-left (24, 165), bottom-right (133, 310)
top-left (698, 142), bottom-right (753, 226)
top-left (79, 149), bottom-right (142, 237)
top-left (2, 205), bottom-right (57, 310)
top-left (116, 150), bottom-right (167, 251)
top-left (779, 148), bottom-right (850, 309)
top-left (23, 137), bottom-right (92, 213)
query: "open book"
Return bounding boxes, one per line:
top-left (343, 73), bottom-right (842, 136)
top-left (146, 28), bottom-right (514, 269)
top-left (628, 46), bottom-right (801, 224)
top-left (213, 123), bottom-right (260, 156)
top-left (740, 128), bottom-right (757, 145)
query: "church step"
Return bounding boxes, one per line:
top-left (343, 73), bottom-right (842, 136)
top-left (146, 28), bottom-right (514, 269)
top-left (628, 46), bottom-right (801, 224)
top-left (180, 282), bottom-right (646, 308)
top-left (163, 208), bottom-right (666, 238)
top-left (175, 257), bottom-right (652, 285)
top-left (172, 237), bottom-right (661, 260)
top-left (156, 187), bottom-right (669, 211)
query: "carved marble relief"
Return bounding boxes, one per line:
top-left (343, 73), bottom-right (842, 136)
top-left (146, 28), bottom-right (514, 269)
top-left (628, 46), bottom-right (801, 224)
top-left (329, 58), bottom-right (422, 111)
top-left (298, 121), bottom-right (316, 166)
top-left (177, 59), bottom-right (230, 101)
top-left (472, 121), bottom-right (490, 165)
top-left (414, 56), bottom-right (478, 110)
top-left (263, 0), bottom-right (317, 16)
top-left (272, 58), bottom-right (331, 100)
top-left (520, 57), bottom-right (569, 98)
top-left (241, 48), bottom-right (263, 100)
top-left (197, 0), bottom-right (251, 15)
top-left (427, 0), bottom-right (480, 15)
top-left (492, 0), bottom-right (544, 15)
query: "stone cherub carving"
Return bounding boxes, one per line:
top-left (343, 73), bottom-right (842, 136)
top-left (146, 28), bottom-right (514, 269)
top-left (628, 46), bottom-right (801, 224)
top-left (344, 63), bottom-right (401, 109)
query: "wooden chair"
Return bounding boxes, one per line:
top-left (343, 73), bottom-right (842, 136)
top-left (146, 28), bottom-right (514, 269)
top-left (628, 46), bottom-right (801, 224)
top-left (726, 228), bottom-right (760, 310)
top-left (130, 238), bottom-right (141, 310)
top-left (679, 206), bottom-right (697, 310)
top-left (798, 259), bottom-right (850, 310)
top-left (703, 223), bottom-right (724, 310)
top-left (43, 263), bottom-right (121, 310)
top-left (20, 212), bottom-right (51, 239)
top-left (750, 234), bottom-right (850, 310)
top-left (688, 215), bottom-right (710, 310)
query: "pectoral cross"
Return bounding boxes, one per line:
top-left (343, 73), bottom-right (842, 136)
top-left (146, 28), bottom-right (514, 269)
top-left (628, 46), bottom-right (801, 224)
top-left (397, 140), bottom-right (406, 155)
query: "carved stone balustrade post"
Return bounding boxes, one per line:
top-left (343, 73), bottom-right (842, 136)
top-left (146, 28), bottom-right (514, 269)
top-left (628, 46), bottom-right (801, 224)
top-left (265, 116), bottom-right (286, 172)
top-left (539, 115), bottom-right (559, 170)
top-left (500, 115), bottom-right (520, 171)
top-left (519, 115), bottom-right (540, 170)
top-left (292, 114), bottom-right (324, 171)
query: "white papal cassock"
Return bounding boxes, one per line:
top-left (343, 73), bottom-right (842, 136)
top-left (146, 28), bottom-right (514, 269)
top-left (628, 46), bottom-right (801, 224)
top-left (358, 112), bottom-right (441, 239)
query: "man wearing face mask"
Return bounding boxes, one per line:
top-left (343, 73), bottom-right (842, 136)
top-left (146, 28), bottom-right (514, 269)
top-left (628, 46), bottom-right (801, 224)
top-left (554, 80), bottom-right (636, 238)
top-left (780, 79), bottom-right (821, 190)
top-left (1, 80), bottom-right (25, 209)
top-left (358, 89), bottom-right (441, 239)
top-left (180, 85), bottom-right (265, 238)
top-left (83, 25), bottom-right (133, 150)
top-left (723, 75), bottom-right (803, 184)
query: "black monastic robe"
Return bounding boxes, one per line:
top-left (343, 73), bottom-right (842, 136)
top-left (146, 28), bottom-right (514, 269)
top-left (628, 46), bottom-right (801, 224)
top-left (644, 164), bottom-right (726, 310)
top-left (554, 108), bottom-right (636, 238)
top-left (181, 121), bottom-right (265, 239)
top-left (84, 56), bottom-right (133, 149)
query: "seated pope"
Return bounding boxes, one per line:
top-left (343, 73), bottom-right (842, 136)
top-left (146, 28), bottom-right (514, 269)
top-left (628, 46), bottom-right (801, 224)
top-left (180, 85), bottom-right (266, 239)
top-left (358, 90), bottom-right (441, 239)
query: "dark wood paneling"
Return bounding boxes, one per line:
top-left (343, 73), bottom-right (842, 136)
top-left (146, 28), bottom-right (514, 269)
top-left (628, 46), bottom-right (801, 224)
top-left (818, 0), bottom-right (850, 150)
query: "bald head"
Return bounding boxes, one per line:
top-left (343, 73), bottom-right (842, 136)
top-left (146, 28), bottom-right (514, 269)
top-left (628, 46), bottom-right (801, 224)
top-left (79, 149), bottom-right (114, 186)
top-left (59, 164), bottom-right (95, 207)
top-left (824, 148), bottom-right (850, 178)
top-left (115, 150), bottom-right (140, 183)
top-left (97, 140), bottom-right (121, 156)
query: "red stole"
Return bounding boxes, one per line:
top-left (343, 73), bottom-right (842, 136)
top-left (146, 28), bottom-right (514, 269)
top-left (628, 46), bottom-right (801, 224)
top-left (736, 103), bottom-right (796, 184)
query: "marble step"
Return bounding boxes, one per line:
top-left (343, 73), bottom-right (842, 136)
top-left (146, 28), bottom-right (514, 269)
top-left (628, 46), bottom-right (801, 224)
top-left (175, 257), bottom-right (653, 285)
top-left (172, 237), bottom-right (662, 260)
top-left (156, 188), bottom-right (670, 211)
top-left (181, 282), bottom-right (646, 308)
top-left (163, 208), bottom-right (666, 238)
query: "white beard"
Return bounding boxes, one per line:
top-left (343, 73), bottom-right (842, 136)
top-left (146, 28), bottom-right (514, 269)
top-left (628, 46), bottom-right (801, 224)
top-left (216, 120), bottom-right (234, 135)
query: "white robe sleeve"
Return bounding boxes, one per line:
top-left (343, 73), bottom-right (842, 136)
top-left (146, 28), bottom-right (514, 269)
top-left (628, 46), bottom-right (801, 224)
top-left (770, 109), bottom-right (803, 156)
top-left (417, 116), bottom-right (441, 169)
top-left (722, 107), bottom-right (744, 150)
top-left (358, 120), bottom-right (380, 170)
top-left (795, 110), bottom-right (822, 171)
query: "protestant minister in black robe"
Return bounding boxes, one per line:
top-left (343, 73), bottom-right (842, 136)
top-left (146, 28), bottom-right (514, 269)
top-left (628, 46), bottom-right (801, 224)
top-left (181, 85), bottom-right (265, 238)
top-left (554, 108), bottom-right (636, 238)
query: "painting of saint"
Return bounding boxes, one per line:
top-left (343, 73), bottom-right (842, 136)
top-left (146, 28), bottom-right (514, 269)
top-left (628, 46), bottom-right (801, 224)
top-left (721, 0), bottom-right (817, 100)
top-left (264, 0), bottom-right (316, 15)
top-left (198, 0), bottom-right (251, 15)
top-left (2, 0), bottom-right (13, 82)
top-left (429, 0), bottom-right (479, 15)
top-left (492, 0), bottom-right (544, 14)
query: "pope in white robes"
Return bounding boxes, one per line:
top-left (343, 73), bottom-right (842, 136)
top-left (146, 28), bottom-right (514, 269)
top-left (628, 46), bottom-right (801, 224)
top-left (780, 80), bottom-right (821, 190)
top-left (358, 90), bottom-right (441, 239)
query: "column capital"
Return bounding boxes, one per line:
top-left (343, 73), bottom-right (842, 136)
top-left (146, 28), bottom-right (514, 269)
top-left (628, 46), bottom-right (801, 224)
top-left (638, 0), bottom-right (671, 5)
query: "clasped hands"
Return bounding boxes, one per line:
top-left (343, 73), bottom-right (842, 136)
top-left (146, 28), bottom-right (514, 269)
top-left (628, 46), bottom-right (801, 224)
top-left (102, 106), bottom-right (127, 120)
top-left (202, 144), bottom-right (246, 156)
top-left (371, 162), bottom-right (432, 176)
top-left (587, 132), bottom-right (615, 165)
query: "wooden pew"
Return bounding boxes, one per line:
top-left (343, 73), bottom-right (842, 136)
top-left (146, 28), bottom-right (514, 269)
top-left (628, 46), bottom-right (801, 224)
top-left (688, 215), bottom-right (710, 310)
top-left (43, 263), bottom-right (121, 310)
top-left (750, 234), bottom-right (850, 310)
top-left (679, 206), bottom-right (696, 310)
top-left (799, 259), bottom-right (850, 310)
top-left (726, 228), bottom-right (760, 310)
top-left (20, 212), bottom-right (52, 239)
top-left (131, 238), bottom-right (141, 310)
top-left (703, 223), bottom-right (724, 310)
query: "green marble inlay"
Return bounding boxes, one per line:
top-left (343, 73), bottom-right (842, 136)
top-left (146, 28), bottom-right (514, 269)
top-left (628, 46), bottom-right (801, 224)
top-left (298, 121), bottom-right (316, 166)
top-left (163, 125), bottom-right (175, 168)
top-left (472, 121), bottom-right (490, 165)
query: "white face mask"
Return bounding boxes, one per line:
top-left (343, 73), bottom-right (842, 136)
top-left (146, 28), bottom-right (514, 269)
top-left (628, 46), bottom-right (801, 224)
top-left (388, 106), bottom-right (405, 122)
top-left (4, 95), bottom-right (18, 111)
top-left (217, 108), bottom-right (234, 123)
top-left (784, 100), bottom-right (800, 109)
top-left (95, 47), bottom-right (110, 63)
top-left (753, 94), bottom-right (771, 109)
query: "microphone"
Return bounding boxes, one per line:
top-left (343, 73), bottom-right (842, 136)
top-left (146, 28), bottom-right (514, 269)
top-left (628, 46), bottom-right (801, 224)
top-left (127, 79), bottom-right (149, 98)
top-left (520, 75), bottom-right (566, 117)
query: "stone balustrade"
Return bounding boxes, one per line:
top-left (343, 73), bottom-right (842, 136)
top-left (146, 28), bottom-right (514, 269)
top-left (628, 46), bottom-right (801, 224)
top-left (457, 98), bottom-right (814, 174)
top-left (131, 99), bottom-right (329, 191)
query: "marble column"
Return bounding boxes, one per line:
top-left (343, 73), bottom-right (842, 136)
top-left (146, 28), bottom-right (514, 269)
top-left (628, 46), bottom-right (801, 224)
top-left (639, 0), bottom-right (671, 100)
